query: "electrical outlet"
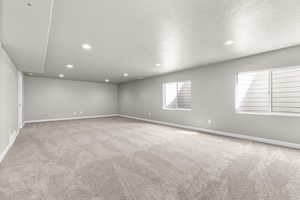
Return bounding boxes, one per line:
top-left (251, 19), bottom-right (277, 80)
top-left (148, 112), bottom-right (152, 117)
top-left (208, 120), bottom-right (212, 124)
top-left (79, 111), bottom-right (83, 115)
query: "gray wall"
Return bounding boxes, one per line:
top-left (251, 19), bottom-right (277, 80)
top-left (119, 46), bottom-right (300, 144)
top-left (0, 46), bottom-right (18, 156)
top-left (24, 77), bottom-right (119, 121)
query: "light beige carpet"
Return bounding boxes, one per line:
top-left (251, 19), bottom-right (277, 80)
top-left (0, 117), bottom-right (300, 200)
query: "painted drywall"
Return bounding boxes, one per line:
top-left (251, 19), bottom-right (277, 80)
top-left (0, 46), bottom-right (19, 157)
top-left (24, 77), bottom-right (119, 121)
top-left (119, 45), bottom-right (300, 144)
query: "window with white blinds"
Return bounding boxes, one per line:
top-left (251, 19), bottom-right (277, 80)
top-left (163, 81), bottom-right (192, 110)
top-left (236, 71), bottom-right (270, 112)
top-left (272, 68), bottom-right (300, 113)
top-left (236, 66), bottom-right (300, 116)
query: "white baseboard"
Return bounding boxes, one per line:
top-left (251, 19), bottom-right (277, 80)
top-left (0, 129), bottom-right (20, 163)
top-left (120, 115), bottom-right (300, 150)
top-left (24, 114), bottom-right (120, 124)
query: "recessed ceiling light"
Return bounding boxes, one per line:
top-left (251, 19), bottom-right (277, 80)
top-left (123, 73), bottom-right (129, 77)
top-left (224, 40), bottom-right (236, 46)
top-left (58, 74), bottom-right (65, 78)
top-left (81, 43), bottom-right (92, 50)
top-left (156, 63), bottom-right (161, 67)
top-left (66, 64), bottom-right (74, 69)
top-left (105, 79), bottom-right (110, 82)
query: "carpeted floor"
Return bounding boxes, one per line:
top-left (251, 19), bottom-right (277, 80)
top-left (0, 117), bottom-right (300, 200)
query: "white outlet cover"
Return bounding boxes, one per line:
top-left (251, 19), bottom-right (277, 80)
top-left (208, 120), bottom-right (212, 124)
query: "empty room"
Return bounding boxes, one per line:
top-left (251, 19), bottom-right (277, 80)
top-left (1, 0), bottom-right (300, 199)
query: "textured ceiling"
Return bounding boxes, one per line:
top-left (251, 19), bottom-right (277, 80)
top-left (2, 0), bottom-right (300, 83)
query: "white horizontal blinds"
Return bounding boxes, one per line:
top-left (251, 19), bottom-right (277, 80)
top-left (177, 81), bottom-right (192, 109)
top-left (236, 71), bottom-right (269, 112)
top-left (272, 67), bottom-right (300, 113)
top-left (164, 82), bottom-right (178, 109)
top-left (163, 81), bottom-right (192, 109)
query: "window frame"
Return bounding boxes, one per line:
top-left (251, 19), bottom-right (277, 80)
top-left (235, 65), bottom-right (300, 117)
top-left (162, 81), bottom-right (192, 111)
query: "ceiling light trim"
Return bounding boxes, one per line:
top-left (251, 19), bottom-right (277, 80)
top-left (224, 40), bottom-right (236, 46)
top-left (66, 64), bottom-right (74, 69)
top-left (81, 43), bottom-right (92, 50)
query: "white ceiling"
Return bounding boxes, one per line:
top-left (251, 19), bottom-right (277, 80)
top-left (1, 0), bottom-right (300, 83)
top-left (1, 0), bottom-right (54, 73)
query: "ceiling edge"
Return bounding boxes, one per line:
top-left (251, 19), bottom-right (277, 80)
top-left (40, 0), bottom-right (55, 73)
top-left (120, 44), bottom-right (300, 85)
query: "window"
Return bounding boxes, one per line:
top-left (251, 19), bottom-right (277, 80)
top-left (163, 81), bottom-right (192, 110)
top-left (236, 66), bottom-right (300, 116)
top-left (272, 67), bottom-right (300, 113)
top-left (236, 71), bottom-right (270, 113)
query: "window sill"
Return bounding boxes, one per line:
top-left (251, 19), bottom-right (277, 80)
top-left (163, 107), bottom-right (191, 111)
top-left (236, 111), bottom-right (300, 118)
